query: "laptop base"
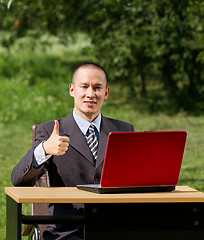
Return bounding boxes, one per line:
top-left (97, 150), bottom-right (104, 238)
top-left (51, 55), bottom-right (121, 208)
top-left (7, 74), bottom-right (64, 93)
top-left (76, 184), bottom-right (175, 194)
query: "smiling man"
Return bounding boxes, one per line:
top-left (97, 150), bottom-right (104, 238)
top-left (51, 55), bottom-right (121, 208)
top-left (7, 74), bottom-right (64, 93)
top-left (69, 64), bottom-right (109, 122)
top-left (11, 62), bottom-right (135, 240)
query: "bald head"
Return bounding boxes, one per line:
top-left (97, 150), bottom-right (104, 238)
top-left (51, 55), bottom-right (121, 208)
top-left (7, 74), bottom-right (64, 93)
top-left (69, 62), bottom-right (110, 122)
top-left (72, 63), bottom-right (107, 86)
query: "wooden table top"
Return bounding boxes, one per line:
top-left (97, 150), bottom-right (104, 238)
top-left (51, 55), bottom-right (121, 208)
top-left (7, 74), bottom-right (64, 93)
top-left (5, 186), bottom-right (204, 204)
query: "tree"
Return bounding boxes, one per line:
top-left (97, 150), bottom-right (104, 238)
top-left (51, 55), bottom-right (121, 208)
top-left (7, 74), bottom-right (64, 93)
top-left (83, 0), bottom-right (204, 110)
top-left (154, 0), bottom-right (204, 110)
top-left (85, 0), bottom-right (156, 97)
top-left (1, 0), bottom-right (204, 111)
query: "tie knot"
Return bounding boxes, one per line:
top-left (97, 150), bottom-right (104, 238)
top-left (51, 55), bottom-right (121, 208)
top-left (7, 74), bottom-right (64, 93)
top-left (88, 124), bottom-right (95, 134)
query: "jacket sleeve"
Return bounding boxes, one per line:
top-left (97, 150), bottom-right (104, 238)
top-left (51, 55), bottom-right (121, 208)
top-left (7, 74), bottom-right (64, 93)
top-left (11, 122), bottom-right (53, 186)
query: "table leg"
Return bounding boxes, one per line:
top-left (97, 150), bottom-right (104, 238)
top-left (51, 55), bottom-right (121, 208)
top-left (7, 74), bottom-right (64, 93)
top-left (6, 195), bottom-right (22, 240)
top-left (85, 203), bottom-right (204, 240)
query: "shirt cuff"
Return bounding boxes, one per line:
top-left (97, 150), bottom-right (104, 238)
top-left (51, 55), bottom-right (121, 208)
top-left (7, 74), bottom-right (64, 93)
top-left (33, 142), bottom-right (52, 168)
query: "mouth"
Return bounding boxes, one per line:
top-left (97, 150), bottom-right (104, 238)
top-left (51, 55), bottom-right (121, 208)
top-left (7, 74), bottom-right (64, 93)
top-left (84, 101), bottom-right (96, 106)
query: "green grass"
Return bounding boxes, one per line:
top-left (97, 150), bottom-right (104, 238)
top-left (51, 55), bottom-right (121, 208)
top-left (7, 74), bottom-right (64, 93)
top-left (1, 34), bottom-right (204, 239)
top-left (0, 124), bottom-right (31, 238)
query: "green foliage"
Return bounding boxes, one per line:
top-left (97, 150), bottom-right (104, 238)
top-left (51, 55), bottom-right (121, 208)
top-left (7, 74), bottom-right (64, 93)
top-left (0, 35), bottom-right (94, 127)
top-left (0, 35), bottom-right (204, 239)
top-left (0, 56), bottom-right (70, 126)
top-left (84, 0), bottom-right (204, 111)
top-left (154, 0), bottom-right (204, 108)
top-left (0, 76), bottom-right (69, 124)
top-left (0, 0), bottom-right (90, 45)
top-left (1, 0), bottom-right (204, 112)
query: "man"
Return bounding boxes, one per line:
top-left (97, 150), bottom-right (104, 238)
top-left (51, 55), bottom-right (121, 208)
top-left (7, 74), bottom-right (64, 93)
top-left (11, 62), bottom-right (135, 239)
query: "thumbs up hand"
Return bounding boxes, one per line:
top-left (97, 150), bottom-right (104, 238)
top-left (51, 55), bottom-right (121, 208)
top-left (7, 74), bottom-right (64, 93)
top-left (42, 120), bottom-right (70, 156)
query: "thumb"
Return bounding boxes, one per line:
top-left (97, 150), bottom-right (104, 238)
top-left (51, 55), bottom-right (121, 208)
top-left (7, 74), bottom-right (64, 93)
top-left (52, 120), bottom-right (59, 135)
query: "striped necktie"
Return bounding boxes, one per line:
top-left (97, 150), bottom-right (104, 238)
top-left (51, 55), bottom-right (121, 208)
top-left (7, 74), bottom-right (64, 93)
top-left (87, 124), bottom-right (98, 163)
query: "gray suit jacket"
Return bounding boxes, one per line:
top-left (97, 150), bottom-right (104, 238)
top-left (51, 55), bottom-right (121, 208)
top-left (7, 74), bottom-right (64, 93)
top-left (11, 112), bottom-right (135, 239)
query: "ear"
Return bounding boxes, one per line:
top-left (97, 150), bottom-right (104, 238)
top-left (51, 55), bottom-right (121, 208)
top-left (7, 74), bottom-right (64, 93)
top-left (69, 83), bottom-right (74, 97)
top-left (104, 87), bottom-right (110, 100)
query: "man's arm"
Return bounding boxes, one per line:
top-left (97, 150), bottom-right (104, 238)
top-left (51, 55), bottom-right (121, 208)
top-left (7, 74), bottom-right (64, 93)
top-left (11, 120), bottom-right (70, 186)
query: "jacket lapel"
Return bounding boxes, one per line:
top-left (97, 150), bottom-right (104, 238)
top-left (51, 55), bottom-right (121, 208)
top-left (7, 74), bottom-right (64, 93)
top-left (59, 113), bottom-right (110, 168)
top-left (96, 116), bottom-right (110, 168)
top-left (60, 113), bottom-right (95, 166)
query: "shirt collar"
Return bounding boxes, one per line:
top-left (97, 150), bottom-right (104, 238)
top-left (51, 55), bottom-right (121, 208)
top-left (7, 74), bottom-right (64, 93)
top-left (73, 109), bottom-right (101, 135)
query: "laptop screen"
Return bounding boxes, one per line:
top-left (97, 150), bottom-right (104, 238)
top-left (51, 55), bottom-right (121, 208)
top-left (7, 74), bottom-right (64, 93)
top-left (100, 131), bottom-right (187, 188)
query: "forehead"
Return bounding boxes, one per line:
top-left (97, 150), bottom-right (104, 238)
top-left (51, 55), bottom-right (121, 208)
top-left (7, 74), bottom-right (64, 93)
top-left (73, 66), bottom-right (107, 85)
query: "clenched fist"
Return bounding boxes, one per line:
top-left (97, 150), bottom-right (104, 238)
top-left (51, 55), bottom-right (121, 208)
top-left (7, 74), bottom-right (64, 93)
top-left (43, 120), bottom-right (70, 156)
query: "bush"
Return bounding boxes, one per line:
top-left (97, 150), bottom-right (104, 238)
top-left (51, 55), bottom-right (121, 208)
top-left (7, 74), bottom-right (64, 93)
top-left (0, 37), bottom-right (92, 127)
top-left (0, 75), bottom-right (72, 127)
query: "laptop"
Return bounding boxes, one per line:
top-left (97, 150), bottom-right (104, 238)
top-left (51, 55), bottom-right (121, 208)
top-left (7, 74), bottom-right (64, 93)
top-left (76, 131), bottom-right (187, 194)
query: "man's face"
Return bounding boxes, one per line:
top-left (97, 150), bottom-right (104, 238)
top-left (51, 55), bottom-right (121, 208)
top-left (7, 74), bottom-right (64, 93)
top-left (69, 67), bottom-right (109, 122)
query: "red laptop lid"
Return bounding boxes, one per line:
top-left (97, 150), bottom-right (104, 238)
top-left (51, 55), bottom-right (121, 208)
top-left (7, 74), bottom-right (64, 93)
top-left (100, 131), bottom-right (187, 188)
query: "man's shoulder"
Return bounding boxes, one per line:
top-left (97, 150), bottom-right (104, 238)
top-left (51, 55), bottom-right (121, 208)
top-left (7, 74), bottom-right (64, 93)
top-left (102, 115), bottom-right (134, 131)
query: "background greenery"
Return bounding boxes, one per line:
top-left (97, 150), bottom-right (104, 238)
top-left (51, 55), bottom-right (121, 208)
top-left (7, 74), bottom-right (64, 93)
top-left (1, 0), bottom-right (204, 239)
top-left (1, 0), bottom-right (204, 112)
top-left (1, 34), bottom-right (204, 240)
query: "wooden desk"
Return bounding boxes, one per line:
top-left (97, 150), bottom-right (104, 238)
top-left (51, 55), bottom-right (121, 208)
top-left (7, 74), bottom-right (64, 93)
top-left (5, 186), bottom-right (204, 240)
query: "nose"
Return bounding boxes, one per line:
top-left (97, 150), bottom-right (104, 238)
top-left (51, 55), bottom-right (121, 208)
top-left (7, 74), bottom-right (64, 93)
top-left (87, 87), bottom-right (95, 98)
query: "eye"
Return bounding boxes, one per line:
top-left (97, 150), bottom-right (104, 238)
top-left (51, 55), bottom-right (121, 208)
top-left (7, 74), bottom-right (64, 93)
top-left (94, 86), bottom-right (102, 90)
